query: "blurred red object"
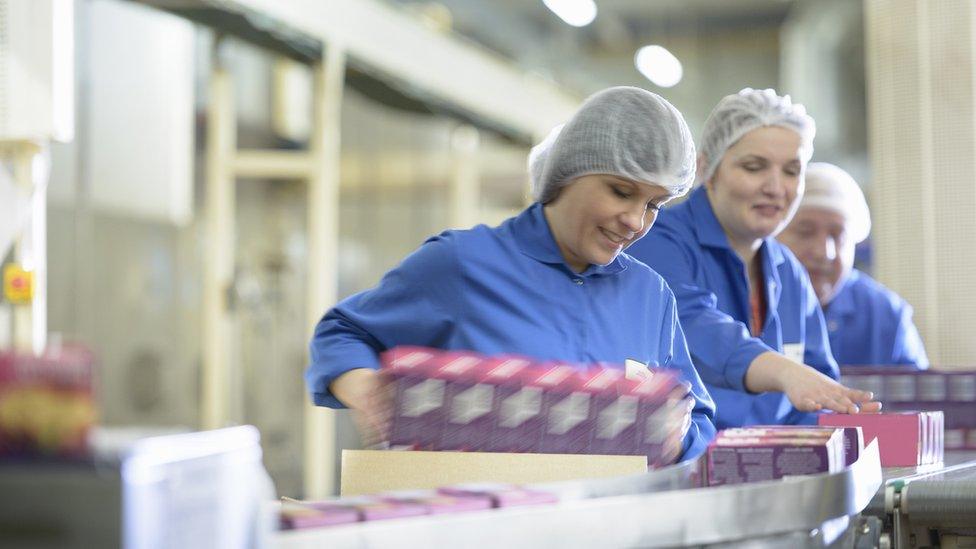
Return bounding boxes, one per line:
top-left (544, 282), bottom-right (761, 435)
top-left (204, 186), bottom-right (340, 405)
top-left (0, 344), bottom-right (96, 460)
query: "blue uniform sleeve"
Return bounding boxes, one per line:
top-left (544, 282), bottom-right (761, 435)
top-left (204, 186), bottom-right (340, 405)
top-left (305, 234), bottom-right (458, 408)
top-left (784, 274), bottom-right (840, 424)
top-left (892, 303), bottom-right (930, 370)
top-left (659, 290), bottom-right (717, 461)
top-left (640, 231), bottom-right (773, 393)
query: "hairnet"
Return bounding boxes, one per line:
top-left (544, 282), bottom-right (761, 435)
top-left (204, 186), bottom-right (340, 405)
top-left (798, 162), bottom-right (872, 243)
top-left (698, 88), bottom-right (816, 185)
top-left (529, 86), bottom-right (696, 203)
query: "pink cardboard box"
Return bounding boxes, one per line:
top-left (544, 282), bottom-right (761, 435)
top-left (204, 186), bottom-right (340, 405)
top-left (818, 412), bottom-right (942, 467)
top-left (385, 350), bottom-right (486, 449)
top-left (438, 484), bottom-right (559, 508)
top-left (279, 501), bottom-right (360, 530)
top-left (381, 490), bottom-right (493, 515)
top-left (538, 364), bottom-right (595, 455)
top-left (586, 368), bottom-right (640, 456)
top-left (435, 352), bottom-right (495, 451)
top-left (720, 426), bottom-right (863, 467)
top-left (706, 429), bottom-right (845, 486)
top-left (630, 372), bottom-right (685, 466)
top-left (382, 347), bottom-right (445, 449)
top-left (340, 496), bottom-right (429, 521)
top-left (484, 358), bottom-right (547, 453)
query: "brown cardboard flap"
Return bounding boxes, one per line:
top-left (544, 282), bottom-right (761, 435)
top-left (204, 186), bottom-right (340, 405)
top-left (340, 449), bottom-right (647, 496)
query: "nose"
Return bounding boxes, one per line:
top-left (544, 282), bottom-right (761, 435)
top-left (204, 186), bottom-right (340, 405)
top-left (762, 171), bottom-right (786, 198)
top-left (810, 234), bottom-right (836, 262)
top-left (620, 203), bottom-right (646, 235)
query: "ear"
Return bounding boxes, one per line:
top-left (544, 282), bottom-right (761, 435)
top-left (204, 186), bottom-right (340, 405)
top-left (696, 153), bottom-right (713, 191)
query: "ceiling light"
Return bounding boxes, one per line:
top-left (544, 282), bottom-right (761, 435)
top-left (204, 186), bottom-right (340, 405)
top-left (635, 45), bottom-right (683, 88)
top-left (542, 0), bottom-right (597, 28)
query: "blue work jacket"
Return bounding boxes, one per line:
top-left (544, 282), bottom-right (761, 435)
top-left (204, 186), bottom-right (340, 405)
top-left (825, 269), bottom-right (929, 369)
top-left (307, 202), bottom-right (716, 460)
top-left (627, 187), bottom-right (838, 429)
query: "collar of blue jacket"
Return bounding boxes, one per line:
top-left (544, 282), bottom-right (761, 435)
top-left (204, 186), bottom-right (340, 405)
top-left (513, 202), bottom-right (627, 277)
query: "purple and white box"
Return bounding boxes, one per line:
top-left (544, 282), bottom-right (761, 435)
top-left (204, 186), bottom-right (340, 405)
top-left (706, 430), bottom-right (845, 487)
top-left (718, 426), bottom-right (861, 467)
top-left (435, 352), bottom-right (496, 451)
top-left (483, 357), bottom-right (545, 453)
top-left (586, 367), bottom-right (639, 456)
top-left (384, 348), bottom-right (450, 449)
top-left (632, 372), bottom-right (685, 467)
top-left (381, 490), bottom-right (493, 515)
top-left (438, 484), bottom-right (559, 508)
top-left (538, 364), bottom-right (595, 454)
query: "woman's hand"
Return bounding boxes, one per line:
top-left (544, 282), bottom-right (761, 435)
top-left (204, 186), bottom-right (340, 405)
top-left (660, 395), bottom-right (695, 465)
top-left (329, 368), bottom-right (394, 446)
top-left (747, 352), bottom-right (883, 414)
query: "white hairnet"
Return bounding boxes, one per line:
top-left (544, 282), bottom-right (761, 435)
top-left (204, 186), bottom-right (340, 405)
top-left (798, 162), bottom-right (872, 243)
top-left (698, 88), bottom-right (816, 185)
top-left (529, 86), bottom-right (696, 203)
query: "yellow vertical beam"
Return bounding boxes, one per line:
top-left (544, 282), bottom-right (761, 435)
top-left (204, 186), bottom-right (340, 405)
top-left (448, 125), bottom-right (480, 229)
top-left (202, 62), bottom-right (236, 430)
top-left (304, 44), bottom-right (345, 498)
top-left (11, 143), bottom-right (41, 354)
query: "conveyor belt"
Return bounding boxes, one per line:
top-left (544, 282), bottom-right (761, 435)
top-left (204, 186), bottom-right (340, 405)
top-left (863, 452), bottom-right (976, 517)
top-left (900, 462), bottom-right (976, 527)
top-left (272, 443), bottom-right (883, 548)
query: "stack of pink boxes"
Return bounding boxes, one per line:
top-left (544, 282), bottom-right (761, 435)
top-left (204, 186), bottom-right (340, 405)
top-left (704, 426), bottom-right (856, 486)
top-left (818, 411), bottom-right (944, 467)
top-left (279, 485), bottom-right (557, 530)
top-left (840, 367), bottom-right (973, 451)
top-left (382, 346), bottom-right (688, 466)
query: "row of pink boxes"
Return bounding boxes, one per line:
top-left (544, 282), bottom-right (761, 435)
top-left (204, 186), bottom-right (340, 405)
top-left (280, 485), bottom-right (558, 530)
top-left (382, 347), bottom-right (690, 466)
top-left (704, 411), bottom-right (946, 486)
top-left (840, 366), bottom-right (975, 449)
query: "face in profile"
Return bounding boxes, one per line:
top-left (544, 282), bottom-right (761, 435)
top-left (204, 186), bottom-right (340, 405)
top-left (704, 126), bottom-right (805, 247)
top-left (777, 206), bottom-right (855, 306)
top-left (544, 174), bottom-right (674, 273)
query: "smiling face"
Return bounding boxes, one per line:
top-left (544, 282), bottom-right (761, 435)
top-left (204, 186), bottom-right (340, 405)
top-left (543, 174), bottom-right (674, 273)
top-left (704, 126), bottom-right (806, 251)
top-left (777, 206), bottom-right (855, 306)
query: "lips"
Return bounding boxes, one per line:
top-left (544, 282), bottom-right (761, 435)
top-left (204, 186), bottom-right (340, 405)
top-left (753, 204), bottom-right (783, 217)
top-left (599, 227), bottom-right (630, 246)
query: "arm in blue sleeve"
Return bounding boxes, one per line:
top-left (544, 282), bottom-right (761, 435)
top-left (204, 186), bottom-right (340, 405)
top-left (305, 234), bottom-right (458, 408)
top-left (892, 303), bottom-right (929, 369)
top-left (660, 290), bottom-right (717, 461)
top-left (641, 231), bottom-right (772, 392)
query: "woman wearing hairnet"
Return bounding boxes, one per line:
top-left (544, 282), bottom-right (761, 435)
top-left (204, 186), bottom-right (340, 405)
top-left (306, 87), bottom-right (717, 462)
top-left (777, 162), bottom-right (929, 369)
top-left (626, 88), bottom-right (881, 429)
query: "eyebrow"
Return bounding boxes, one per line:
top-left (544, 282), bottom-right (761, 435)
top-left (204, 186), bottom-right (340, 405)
top-left (606, 176), bottom-right (639, 188)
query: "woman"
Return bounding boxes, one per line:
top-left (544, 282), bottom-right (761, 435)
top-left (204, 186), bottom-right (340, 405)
top-left (626, 88), bottom-right (881, 429)
top-left (306, 86), bottom-right (716, 462)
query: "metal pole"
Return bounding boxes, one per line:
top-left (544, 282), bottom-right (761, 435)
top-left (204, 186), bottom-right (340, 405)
top-left (304, 43), bottom-right (345, 498)
top-left (202, 45), bottom-right (236, 430)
